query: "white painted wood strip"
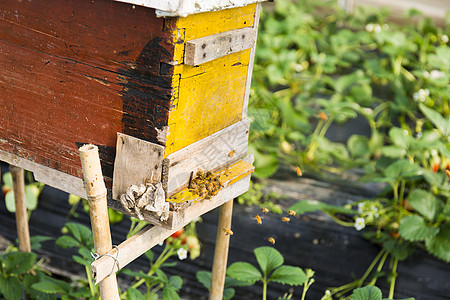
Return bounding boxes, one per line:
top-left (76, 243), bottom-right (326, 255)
top-left (91, 174), bottom-right (251, 284)
top-left (0, 149), bottom-right (87, 199)
top-left (113, 0), bottom-right (266, 17)
top-left (165, 119), bottom-right (250, 196)
top-left (242, 2), bottom-right (261, 119)
top-left (112, 133), bottom-right (165, 200)
top-left (184, 27), bottom-right (256, 66)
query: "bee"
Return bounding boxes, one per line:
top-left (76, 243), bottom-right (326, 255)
top-left (281, 217), bottom-right (290, 224)
top-left (223, 227), bottom-right (233, 236)
top-left (228, 150), bottom-right (235, 158)
top-left (287, 210), bottom-right (296, 217)
top-left (267, 237), bottom-right (275, 245)
top-left (260, 207), bottom-right (269, 215)
top-left (255, 214), bottom-right (262, 225)
top-left (294, 166), bottom-right (303, 177)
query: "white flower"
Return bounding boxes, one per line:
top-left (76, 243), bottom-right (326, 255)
top-left (382, 24), bottom-right (389, 30)
top-left (442, 34), bottom-right (449, 43)
top-left (177, 248), bottom-right (188, 260)
top-left (354, 217), bottom-right (366, 231)
top-left (365, 23), bottom-right (374, 32)
top-left (357, 203), bottom-right (364, 213)
top-left (158, 241), bottom-right (164, 246)
top-left (374, 24), bottom-right (382, 33)
top-left (423, 71), bottom-right (430, 78)
top-left (294, 64), bottom-right (304, 72)
top-left (413, 88), bottom-right (430, 102)
top-left (430, 70), bottom-right (445, 79)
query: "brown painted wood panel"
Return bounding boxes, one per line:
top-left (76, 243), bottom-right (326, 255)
top-left (0, 0), bottom-right (175, 182)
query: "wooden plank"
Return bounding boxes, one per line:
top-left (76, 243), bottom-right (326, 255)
top-left (112, 133), bottom-right (165, 200)
top-left (166, 3), bottom-right (256, 64)
top-left (165, 119), bottom-right (250, 196)
top-left (107, 158), bottom-right (254, 228)
top-left (242, 2), bottom-right (261, 119)
top-left (91, 172), bottom-right (252, 284)
top-left (0, 0), bottom-right (174, 184)
top-left (184, 27), bottom-right (256, 66)
top-left (115, 0), bottom-right (265, 17)
top-left (0, 149), bottom-right (87, 199)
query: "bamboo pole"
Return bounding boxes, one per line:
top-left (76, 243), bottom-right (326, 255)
top-left (10, 165), bottom-right (31, 253)
top-left (209, 199), bottom-right (234, 300)
top-left (79, 144), bottom-right (120, 300)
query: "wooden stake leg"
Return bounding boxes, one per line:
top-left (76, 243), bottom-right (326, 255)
top-left (209, 199), bottom-right (234, 300)
top-left (10, 165), bottom-right (31, 253)
top-left (79, 145), bottom-right (120, 300)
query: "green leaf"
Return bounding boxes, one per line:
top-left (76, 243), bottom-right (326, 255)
top-left (389, 127), bottom-right (412, 149)
top-left (2, 172), bottom-right (13, 188)
top-left (56, 235), bottom-right (80, 248)
top-left (32, 278), bottom-right (70, 295)
top-left (254, 247), bottom-right (284, 277)
top-left (30, 236), bottom-right (53, 251)
top-left (5, 191), bottom-right (16, 213)
top-left (269, 265), bottom-right (307, 286)
top-left (168, 275), bottom-right (183, 290)
top-left (223, 288), bottom-right (236, 300)
top-left (425, 223), bottom-right (450, 262)
top-left (4, 252), bottom-right (37, 275)
top-left (64, 222), bottom-right (93, 248)
top-left (399, 215), bottom-right (439, 241)
top-left (350, 286), bottom-right (382, 300)
top-left (161, 287), bottom-right (180, 300)
top-left (108, 208), bottom-right (123, 224)
top-left (23, 273), bottom-right (57, 300)
top-left (348, 135), bottom-right (370, 158)
top-left (0, 275), bottom-right (22, 300)
top-left (72, 255), bottom-right (91, 267)
top-left (126, 288), bottom-right (145, 300)
top-left (196, 271), bottom-right (211, 290)
top-left (25, 185), bottom-right (39, 211)
top-left (419, 103), bottom-right (450, 136)
top-left (227, 262), bottom-right (261, 283)
top-left (384, 160), bottom-right (420, 181)
top-left (381, 145), bottom-right (406, 158)
top-left (408, 189), bottom-right (441, 221)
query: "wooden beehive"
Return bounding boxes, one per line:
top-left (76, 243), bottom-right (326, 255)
top-left (0, 0), bottom-right (262, 228)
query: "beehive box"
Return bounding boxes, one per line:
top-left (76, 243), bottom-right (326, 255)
top-left (0, 0), bottom-right (263, 228)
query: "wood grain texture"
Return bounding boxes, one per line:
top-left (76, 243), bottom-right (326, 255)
top-left (112, 133), bottom-right (165, 200)
top-left (184, 27), bottom-right (256, 66)
top-left (165, 119), bottom-right (250, 196)
top-left (0, 0), bottom-right (174, 184)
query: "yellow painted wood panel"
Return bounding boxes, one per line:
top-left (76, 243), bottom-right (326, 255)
top-left (168, 159), bottom-right (254, 204)
top-left (165, 49), bottom-right (251, 155)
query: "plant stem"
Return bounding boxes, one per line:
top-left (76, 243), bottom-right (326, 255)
top-left (325, 212), bottom-right (354, 227)
top-left (369, 251), bottom-right (389, 286)
top-left (85, 264), bottom-right (96, 297)
top-left (388, 257), bottom-right (399, 299)
top-left (262, 278), bottom-right (267, 300)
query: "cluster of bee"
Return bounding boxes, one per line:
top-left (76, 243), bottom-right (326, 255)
top-left (189, 170), bottom-right (222, 200)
